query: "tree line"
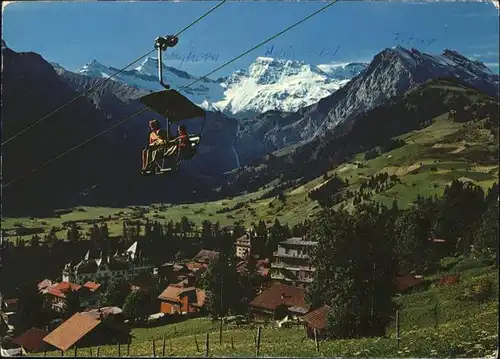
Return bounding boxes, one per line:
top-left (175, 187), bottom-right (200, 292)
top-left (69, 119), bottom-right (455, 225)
top-left (306, 179), bottom-right (498, 340)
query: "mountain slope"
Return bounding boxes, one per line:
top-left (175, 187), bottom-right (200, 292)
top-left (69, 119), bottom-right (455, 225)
top-left (232, 46), bottom-right (499, 165)
top-left (1, 45), bottom-right (124, 216)
top-left (220, 76), bottom-right (499, 198)
top-left (76, 57), bottom-right (367, 118)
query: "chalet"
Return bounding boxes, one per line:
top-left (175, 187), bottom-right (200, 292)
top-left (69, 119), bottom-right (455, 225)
top-left (1, 347), bottom-right (26, 357)
top-left (249, 283), bottom-right (309, 321)
top-left (44, 281), bottom-right (100, 311)
top-left (62, 241), bottom-right (153, 285)
top-left (236, 258), bottom-right (271, 293)
top-left (235, 233), bottom-right (252, 259)
top-left (1, 298), bottom-right (19, 313)
top-left (37, 279), bottom-right (57, 294)
top-left (158, 284), bottom-right (206, 315)
top-left (42, 310), bottom-right (129, 352)
top-left (0, 311), bottom-right (11, 336)
top-left (301, 305), bottom-right (330, 340)
top-left (11, 327), bottom-right (50, 353)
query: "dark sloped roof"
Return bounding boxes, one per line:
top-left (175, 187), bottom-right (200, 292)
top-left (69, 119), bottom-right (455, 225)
top-left (249, 283), bottom-right (308, 312)
top-left (302, 305), bottom-right (331, 330)
top-left (11, 327), bottom-right (50, 352)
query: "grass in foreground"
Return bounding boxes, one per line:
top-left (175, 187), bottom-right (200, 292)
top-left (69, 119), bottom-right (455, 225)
top-left (36, 259), bottom-right (498, 357)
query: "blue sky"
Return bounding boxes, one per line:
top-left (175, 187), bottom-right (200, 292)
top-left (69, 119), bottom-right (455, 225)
top-left (2, 1), bottom-right (499, 77)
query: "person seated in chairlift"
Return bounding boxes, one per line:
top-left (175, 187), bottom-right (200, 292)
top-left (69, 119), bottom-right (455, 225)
top-left (164, 124), bottom-right (192, 160)
top-left (141, 119), bottom-right (167, 173)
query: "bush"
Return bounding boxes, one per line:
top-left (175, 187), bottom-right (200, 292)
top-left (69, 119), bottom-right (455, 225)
top-left (461, 278), bottom-right (493, 302)
top-left (439, 256), bottom-right (463, 271)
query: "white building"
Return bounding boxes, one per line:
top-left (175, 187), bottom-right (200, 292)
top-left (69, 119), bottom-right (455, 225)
top-left (62, 241), bottom-right (153, 285)
top-left (271, 237), bottom-right (317, 287)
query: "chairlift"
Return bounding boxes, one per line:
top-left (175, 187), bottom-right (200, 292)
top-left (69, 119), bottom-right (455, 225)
top-left (140, 35), bottom-right (207, 175)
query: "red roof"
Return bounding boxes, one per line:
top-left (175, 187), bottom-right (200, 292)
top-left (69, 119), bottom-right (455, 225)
top-left (249, 283), bottom-right (308, 312)
top-left (158, 285), bottom-right (196, 302)
top-left (394, 275), bottom-right (423, 292)
top-left (302, 305), bottom-right (330, 330)
top-left (43, 313), bottom-right (101, 351)
top-left (53, 281), bottom-right (82, 293)
top-left (47, 288), bottom-right (66, 298)
top-left (83, 281), bottom-right (101, 292)
top-left (11, 327), bottom-right (50, 352)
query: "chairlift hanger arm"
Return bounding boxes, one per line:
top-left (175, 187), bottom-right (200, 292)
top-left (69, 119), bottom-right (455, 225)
top-left (154, 35), bottom-right (179, 90)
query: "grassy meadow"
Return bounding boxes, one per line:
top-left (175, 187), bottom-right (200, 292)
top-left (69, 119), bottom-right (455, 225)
top-left (3, 115), bottom-right (498, 242)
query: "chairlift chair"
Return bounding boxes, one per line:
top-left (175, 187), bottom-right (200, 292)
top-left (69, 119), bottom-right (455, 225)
top-left (139, 35), bottom-right (207, 175)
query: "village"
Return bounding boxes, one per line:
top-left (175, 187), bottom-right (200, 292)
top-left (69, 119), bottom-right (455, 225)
top-left (0, 218), bottom-right (422, 356)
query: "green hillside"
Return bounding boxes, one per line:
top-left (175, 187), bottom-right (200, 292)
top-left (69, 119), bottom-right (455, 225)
top-left (3, 112), bottom-right (497, 240)
top-left (34, 258), bottom-right (498, 357)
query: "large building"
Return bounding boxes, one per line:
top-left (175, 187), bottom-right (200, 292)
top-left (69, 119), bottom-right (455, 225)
top-left (235, 233), bottom-right (252, 259)
top-left (62, 242), bottom-right (153, 285)
top-left (271, 237), bottom-right (317, 287)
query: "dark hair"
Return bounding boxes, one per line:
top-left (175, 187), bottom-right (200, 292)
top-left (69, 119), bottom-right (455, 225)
top-left (149, 119), bottom-right (161, 130)
top-left (178, 125), bottom-right (187, 133)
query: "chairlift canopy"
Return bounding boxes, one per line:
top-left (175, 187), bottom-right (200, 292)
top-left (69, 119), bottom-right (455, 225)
top-left (139, 89), bottom-right (206, 123)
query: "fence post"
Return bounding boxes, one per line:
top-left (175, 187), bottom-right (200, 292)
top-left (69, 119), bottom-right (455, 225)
top-left (89, 347), bottom-right (93, 357)
top-left (96, 346), bottom-right (100, 358)
top-left (195, 335), bottom-right (200, 352)
top-left (256, 326), bottom-right (262, 357)
top-left (118, 342), bottom-right (121, 357)
top-left (74, 346), bottom-right (77, 357)
top-left (314, 328), bottom-right (319, 352)
top-left (219, 317), bottom-right (223, 345)
top-left (231, 335), bottom-right (234, 350)
top-left (162, 335), bottom-right (166, 357)
top-left (61, 350), bottom-right (64, 356)
top-left (396, 309), bottom-right (400, 351)
top-left (127, 340), bottom-right (130, 357)
top-left (152, 339), bottom-right (156, 358)
top-left (205, 332), bottom-right (209, 357)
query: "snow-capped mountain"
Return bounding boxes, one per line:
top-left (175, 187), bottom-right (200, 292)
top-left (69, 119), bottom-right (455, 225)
top-left (77, 58), bottom-right (225, 106)
top-left (214, 57), bottom-right (367, 116)
top-left (233, 45), bottom-right (499, 163)
top-left (75, 56), bottom-right (367, 117)
top-left (318, 45), bottom-right (499, 134)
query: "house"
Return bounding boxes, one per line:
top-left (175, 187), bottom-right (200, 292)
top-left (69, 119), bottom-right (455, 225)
top-left (236, 258), bottom-right (271, 293)
top-left (158, 284), bottom-right (206, 315)
top-left (394, 274), bottom-right (424, 293)
top-left (235, 234), bottom-right (252, 259)
top-left (0, 311), bottom-right (11, 336)
top-left (0, 346), bottom-right (26, 357)
top-left (192, 249), bottom-right (220, 264)
top-left (249, 283), bottom-right (309, 321)
top-left (62, 241), bottom-right (153, 285)
top-left (45, 281), bottom-right (86, 311)
top-left (1, 298), bottom-right (19, 313)
top-left (302, 305), bottom-right (330, 340)
top-left (271, 237), bottom-right (317, 287)
top-left (37, 279), bottom-right (57, 294)
top-left (11, 327), bottom-right (50, 353)
top-left (42, 311), bottom-right (129, 352)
